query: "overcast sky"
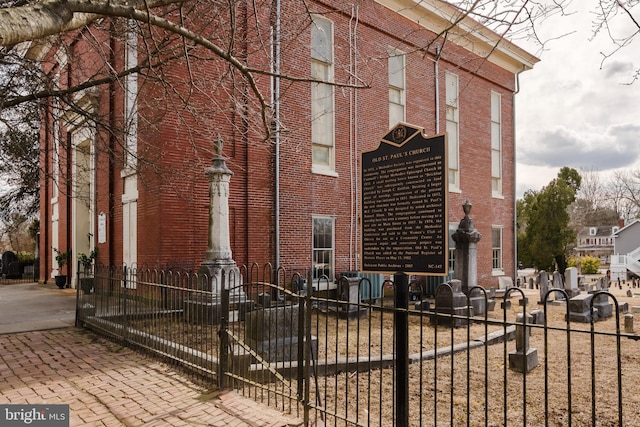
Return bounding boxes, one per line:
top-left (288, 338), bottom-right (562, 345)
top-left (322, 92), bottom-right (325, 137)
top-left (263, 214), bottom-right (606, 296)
top-left (514, 2), bottom-right (640, 198)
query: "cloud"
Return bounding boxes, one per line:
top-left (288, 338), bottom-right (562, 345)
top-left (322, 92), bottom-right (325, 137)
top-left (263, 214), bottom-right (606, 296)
top-left (603, 61), bottom-right (635, 80)
top-left (517, 124), bottom-right (640, 171)
top-left (513, 2), bottom-right (640, 197)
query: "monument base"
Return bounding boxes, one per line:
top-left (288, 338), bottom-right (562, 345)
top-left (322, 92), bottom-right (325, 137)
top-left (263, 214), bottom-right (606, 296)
top-left (431, 306), bottom-right (472, 327)
top-left (469, 295), bottom-right (486, 316)
top-left (509, 348), bottom-right (538, 373)
top-left (338, 305), bottom-right (368, 319)
top-left (566, 309), bottom-right (598, 323)
top-left (248, 336), bottom-right (319, 363)
top-left (184, 296), bottom-right (255, 325)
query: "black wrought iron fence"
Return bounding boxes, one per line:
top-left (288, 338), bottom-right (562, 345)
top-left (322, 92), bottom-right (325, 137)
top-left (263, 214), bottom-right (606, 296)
top-left (77, 264), bottom-right (634, 426)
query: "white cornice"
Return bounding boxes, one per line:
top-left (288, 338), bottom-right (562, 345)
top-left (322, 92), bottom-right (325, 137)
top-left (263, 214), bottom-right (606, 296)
top-left (375, 0), bottom-right (540, 73)
top-left (60, 89), bottom-right (99, 132)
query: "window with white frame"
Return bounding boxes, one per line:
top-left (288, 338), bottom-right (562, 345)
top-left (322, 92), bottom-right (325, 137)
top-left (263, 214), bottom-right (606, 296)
top-left (492, 227), bottom-right (503, 272)
top-left (122, 19), bottom-right (139, 270)
top-left (491, 91), bottom-right (502, 196)
top-left (448, 223), bottom-right (457, 273)
top-left (311, 16), bottom-right (335, 174)
top-left (313, 217), bottom-right (334, 281)
top-left (124, 19), bottom-right (138, 172)
top-left (388, 50), bottom-right (406, 127)
top-left (446, 72), bottom-right (459, 190)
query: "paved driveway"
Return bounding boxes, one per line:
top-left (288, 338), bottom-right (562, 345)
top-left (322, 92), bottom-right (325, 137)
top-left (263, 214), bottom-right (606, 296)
top-left (0, 282), bottom-right (76, 334)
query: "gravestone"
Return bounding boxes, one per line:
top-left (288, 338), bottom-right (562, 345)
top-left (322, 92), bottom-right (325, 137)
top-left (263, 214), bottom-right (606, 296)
top-left (496, 276), bottom-right (513, 300)
top-left (509, 312), bottom-right (538, 373)
top-left (498, 276), bottom-right (513, 289)
top-left (553, 271), bottom-right (565, 300)
top-left (451, 200), bottom-right (485, 315)
top-left (1, 251), bottom-right (21, 279)
top-left (567, 293), bottom-right (597, 323)
top-left (245, 304), bottom-right (318, 363)
top-left (625, 314), bottom-right (634, 333)
top-left (432, 279), bottom-right (472, 327)
top-left (537, 271), bottom-right (549, 304)
top-left (452, 200), bottom-right (481, 295)
top-left (530, 309), bottom-right (545, 325)
top-left (591, 293), bottom-right (613, 319)
top-left (486, 287), bottom-right (496, 311)
top-left (564, 267), bottom-right (581, 298)
top-left (337, 276), bottom-right (367, 318)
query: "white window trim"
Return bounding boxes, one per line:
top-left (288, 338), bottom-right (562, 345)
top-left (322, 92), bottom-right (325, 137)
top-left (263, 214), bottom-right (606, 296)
top-left (491, 226), bottom-right (504, 275)
top-left (445, 71), bottom-right (460, 192)
top-left (388, 49), bottom-right (406, 128)
top-left (312, 216), bottom-right (335, 288)
top-left (311, 15), bottom-right (335, 175)
top-left (124, 19), bottom-right (139, 174)
top-left (491, 91), bottom-right (503, 198)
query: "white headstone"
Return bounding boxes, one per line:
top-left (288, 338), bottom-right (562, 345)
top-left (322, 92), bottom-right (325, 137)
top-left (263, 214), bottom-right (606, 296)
top-left (564, 267), bottom-right (578, 290)
top-left (498, 276), bottom-right (513, 290)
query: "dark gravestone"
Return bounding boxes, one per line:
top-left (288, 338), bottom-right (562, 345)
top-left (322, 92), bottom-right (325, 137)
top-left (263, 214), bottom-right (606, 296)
top-left (1, 251), bottom-right (21, 279)
top-left (567, 293), bottom-right (597, 323)
top-left (432, 279), bottom-right (472, 327)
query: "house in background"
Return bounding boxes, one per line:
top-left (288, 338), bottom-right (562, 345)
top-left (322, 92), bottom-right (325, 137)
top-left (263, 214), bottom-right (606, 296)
top-left (611, 219), bottom-right (640, 281)
top-left (33, 0), bottom-right (538, 289)
top-left (574, 225), bottom-right (618, 266)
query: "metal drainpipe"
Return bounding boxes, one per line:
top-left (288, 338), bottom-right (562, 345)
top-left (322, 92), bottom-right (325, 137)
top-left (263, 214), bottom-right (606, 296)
top-left (434, 45), bottom-right (441, 133)
top-left (513, 65), bottom-right (525, 281)
top-left (274, 0), bottom-right (281, 268)
top-left (349, 5), bottom-right (359, 271)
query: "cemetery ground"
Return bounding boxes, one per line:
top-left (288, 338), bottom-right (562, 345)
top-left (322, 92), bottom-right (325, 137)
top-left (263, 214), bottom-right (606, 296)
top-left (308, 283), bottom-right (640, 426)
top-left (123, 278), bottom-right (640, 426)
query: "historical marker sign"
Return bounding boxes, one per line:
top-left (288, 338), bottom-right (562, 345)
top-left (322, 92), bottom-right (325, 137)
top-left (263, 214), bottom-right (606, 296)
top-left (361, 123), bottom-right (448, 275)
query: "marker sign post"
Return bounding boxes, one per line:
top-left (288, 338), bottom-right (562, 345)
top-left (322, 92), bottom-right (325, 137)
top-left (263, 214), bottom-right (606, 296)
top-left (361, 123), bottom-right (448, 427)
top-left (361, 123), bottom-right (448, 276)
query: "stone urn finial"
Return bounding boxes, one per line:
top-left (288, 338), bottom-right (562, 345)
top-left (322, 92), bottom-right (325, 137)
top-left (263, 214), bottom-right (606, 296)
top-left (453, 199), bottom-right (481, 242)
top-left (463, 199), bottom-right (472, 217)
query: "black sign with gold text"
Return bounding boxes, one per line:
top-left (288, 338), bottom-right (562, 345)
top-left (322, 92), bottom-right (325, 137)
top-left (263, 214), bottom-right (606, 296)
top-left (361, 123), bottom-right (448, 275)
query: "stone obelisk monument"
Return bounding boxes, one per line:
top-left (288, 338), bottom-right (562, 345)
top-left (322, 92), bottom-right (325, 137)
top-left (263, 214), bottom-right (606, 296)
top-left (198, 135), bottom-right (240, 291)
top-left (452, 199), bottom-right (482, 293)
top-left (186, 136), bottom-right (250, 324)
top-left (452, 199), bottom-right (484, 314)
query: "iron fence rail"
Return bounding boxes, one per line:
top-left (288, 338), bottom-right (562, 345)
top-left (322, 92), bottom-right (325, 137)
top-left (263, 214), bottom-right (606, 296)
top-left (77, 264), bottom-right (630, 426)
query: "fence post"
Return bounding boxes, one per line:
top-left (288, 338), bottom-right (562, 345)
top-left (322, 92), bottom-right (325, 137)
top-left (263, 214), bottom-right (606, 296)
top-left (394, 271), bottom-right (409, 427)
top-left (75, 260), bottom-right (81, 327)
top-left (218, 271), bottom-right (230, 390)
top-left (303, 268), bottom-right (313, 426)
top-left (297, 278), bottom-right (305, 399)
top-left (122, 265), bottom-right (129, 343)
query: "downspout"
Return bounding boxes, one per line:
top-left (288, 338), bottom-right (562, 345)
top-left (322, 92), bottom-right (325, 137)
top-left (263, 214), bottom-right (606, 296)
top-left (66, 131), bottom-right (72, 277)
top-left (349, 6), bottom-right (359, 271)
top-left (434, 45), bottom-right (441, 133)
top-left (109, 23), bottom-right (116, 266)
top-left (274, 0), bottom-right (281, 268)
top-left (513, 65), bottom-right (525, 280)
top-left (42, 103), bottom-right (51, 282)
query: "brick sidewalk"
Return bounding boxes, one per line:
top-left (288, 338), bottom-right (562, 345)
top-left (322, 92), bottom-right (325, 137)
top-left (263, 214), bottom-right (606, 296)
top-left (0, 328), bottom-right (303, 426)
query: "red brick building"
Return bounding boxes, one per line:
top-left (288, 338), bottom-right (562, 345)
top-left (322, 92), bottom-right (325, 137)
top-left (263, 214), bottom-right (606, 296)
top-left (35, 0), bottom-right (538, 288)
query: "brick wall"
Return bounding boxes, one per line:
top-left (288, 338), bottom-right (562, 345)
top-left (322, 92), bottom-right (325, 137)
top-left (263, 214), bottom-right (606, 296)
top-left (39, 0), bottom-right (523, 288)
